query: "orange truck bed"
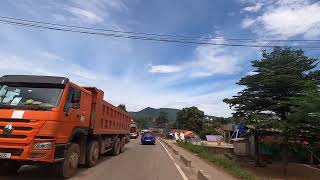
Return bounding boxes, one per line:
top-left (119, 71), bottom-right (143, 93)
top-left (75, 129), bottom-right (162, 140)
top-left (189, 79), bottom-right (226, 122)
top-left (84, 87), bottom-right (131, 135)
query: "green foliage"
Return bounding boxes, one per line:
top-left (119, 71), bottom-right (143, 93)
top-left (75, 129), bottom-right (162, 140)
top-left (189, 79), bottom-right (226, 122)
top-left (224, 47), bottom-right (319, 134)
top-left (155, 111), bottom-right (169, 127)
top-left (199, 119), bottom-right (221, 139)
top-left (177, 142), bottom-right (255, 180)
top-left (134, 117), bottom-right (153, 129)
top-left (224, 47), bottom-right (319, 167)
top-left (198, 125), bottom-right (218, 139)
top-left (117, 104), bottom-right (127, 111)
top-left (288, 90), bottom-right (320, 142)
top-left (130, 107), bottom-right (179, 126)
top-left (176, 106), bottom-right (204, 133)
top-left (130, 107), bottom-right (232, 129)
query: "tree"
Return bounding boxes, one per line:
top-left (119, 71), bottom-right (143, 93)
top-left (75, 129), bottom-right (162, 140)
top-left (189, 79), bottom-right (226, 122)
top-left (176, 106), bottom-right (204, 134)
top-left (135, 117), bottom-right (149, 129)
top-left (199, 124), bottom-right (220, 139)
top-left (289, 90), bottom-right (320, 144)
top-left (155, 111), bottom-right (169, 127)
top-left (117, 104), bottom-right (127, 112)
top-left (224, 47), bottom-right (319, 171)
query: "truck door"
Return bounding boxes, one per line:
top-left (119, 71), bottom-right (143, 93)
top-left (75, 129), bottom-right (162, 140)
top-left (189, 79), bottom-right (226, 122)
top-left (63, 87), bottom-right (86, 126)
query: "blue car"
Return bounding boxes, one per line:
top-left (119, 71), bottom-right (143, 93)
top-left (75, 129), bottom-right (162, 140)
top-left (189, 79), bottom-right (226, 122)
top-left (141, 132), bottom-right (156, 145)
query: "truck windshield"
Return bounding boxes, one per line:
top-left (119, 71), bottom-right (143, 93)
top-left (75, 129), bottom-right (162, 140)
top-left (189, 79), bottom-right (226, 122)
top-left (0, 84), bottom-right (63, 110)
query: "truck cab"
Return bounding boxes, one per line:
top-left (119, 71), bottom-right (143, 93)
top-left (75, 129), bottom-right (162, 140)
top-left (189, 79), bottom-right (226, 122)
top-left (0, 75), bottom-right (94, 177)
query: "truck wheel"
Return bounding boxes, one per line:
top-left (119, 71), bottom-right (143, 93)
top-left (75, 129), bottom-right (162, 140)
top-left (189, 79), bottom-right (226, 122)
top-left (85, 140), bottom-right (100, 167)
top-left (120, 138), bottom-right (126, 153)
top-left (56, 143), bottom-right (80, 179)
top-left (110, 138), bottom-right (120, 156)
top-left (0, 161), bottom-right (20, 175)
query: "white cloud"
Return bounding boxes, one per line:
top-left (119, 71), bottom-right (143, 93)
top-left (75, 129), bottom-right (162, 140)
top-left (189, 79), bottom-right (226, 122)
top-left (0, 53), bottom-right (97, 81)
top-left (39, 51), bottom-right (64, 61)
top-left (148, 64), bottom-right (183, 74)
top-left (242, 18), bottom-right (255, 28)
top-left (259, 3), bottom-right (320, 38)
top-left (191, 44), bottom-right (243, 77)
top-left (242, 3), bottom-right (263, 12)
top-left (242, 0), bottom-right (320, 38)
top-left (164, 88), bottom-right (242, 117)
top-left (51, 0), bottom-right (127, 27)
top-left (66, 7), bottom-right (104, 24)
top-left (148, 37), bottom-right (245, 78)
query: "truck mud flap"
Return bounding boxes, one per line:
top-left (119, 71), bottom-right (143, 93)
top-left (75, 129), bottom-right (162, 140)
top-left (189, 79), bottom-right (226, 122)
top-left (54, 144), bottom-right (67, 161)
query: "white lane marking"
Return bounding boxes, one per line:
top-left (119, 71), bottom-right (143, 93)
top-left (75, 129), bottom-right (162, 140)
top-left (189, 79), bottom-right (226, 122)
top-left (158, 139), bottom-right (189, 180)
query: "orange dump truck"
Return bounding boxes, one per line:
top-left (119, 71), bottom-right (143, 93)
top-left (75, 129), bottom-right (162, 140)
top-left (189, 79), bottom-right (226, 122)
top-left (0, 75), bottom-right (131, 178)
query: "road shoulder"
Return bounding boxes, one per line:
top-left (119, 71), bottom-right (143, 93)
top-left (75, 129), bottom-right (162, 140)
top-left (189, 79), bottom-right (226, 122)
top-left (159, 138), bottom-right (237, 180)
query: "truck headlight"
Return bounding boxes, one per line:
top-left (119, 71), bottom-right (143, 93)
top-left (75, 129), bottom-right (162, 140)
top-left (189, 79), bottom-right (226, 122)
top-left (33, 142), bottom-right (53, 150)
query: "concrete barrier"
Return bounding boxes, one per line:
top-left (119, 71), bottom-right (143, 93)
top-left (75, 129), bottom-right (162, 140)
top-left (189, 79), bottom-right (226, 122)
top-left (180, 155), bottom-right (191, 167)
top-left (172, 148), bottom-right (179, 155)
top-left (197, 170), bottom-right (210, 180)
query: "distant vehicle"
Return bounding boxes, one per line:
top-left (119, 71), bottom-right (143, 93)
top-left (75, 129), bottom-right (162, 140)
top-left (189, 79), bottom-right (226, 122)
top-left (141, 132), bottom-right (156, 145)
top-left (130, 120), bottom-right (139, 139)
top-left (140, 129), bottom-right (150, 134)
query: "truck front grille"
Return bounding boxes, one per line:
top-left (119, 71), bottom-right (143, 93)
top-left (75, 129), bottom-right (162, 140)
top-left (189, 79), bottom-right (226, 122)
top-left (0, 148), bottom-right (23, 156)
top-left (0, 118), bottom-right (31, 123)
top-left (0, 134), bottom-right (28, 139)
top-left (0, 126), bottom-right (33, 131)
top-left (0, 118), bottom-right (42, 144)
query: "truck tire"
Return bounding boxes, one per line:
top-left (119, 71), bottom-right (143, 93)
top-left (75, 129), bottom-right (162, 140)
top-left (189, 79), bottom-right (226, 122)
top-left (85, 140), bottom-right (100, 167)
top-left (56, 143), bottom-right (80, 179)
top-left (0, 160), bottom-right (20, 175)
top-left (110, 138), bottom-right (120, 156)
top-left (120, 138), bottom-right (126, 153)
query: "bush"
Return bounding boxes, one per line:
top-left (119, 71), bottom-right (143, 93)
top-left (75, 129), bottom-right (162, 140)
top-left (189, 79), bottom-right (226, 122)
top-left (177, 142), bottom-right (255, 180)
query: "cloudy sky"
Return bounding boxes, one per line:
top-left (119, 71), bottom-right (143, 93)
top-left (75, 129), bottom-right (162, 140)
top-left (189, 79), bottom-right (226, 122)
top-left (0, 0), bottom-right (319, 117)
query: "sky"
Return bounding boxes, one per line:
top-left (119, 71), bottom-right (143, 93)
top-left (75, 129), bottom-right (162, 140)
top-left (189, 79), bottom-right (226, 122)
top-left (0, 0), bottom-right (319, 117)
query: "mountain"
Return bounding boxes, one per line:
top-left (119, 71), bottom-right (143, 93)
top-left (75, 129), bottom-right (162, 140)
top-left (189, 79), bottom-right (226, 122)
top-left (129, 107), bottom-right (232, 129)
top-left (130, 107), bottom-right (179, 123)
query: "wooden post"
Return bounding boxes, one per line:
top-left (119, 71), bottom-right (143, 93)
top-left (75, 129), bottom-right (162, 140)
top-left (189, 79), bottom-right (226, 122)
top-left (310, 153), bottom-right (314, 166)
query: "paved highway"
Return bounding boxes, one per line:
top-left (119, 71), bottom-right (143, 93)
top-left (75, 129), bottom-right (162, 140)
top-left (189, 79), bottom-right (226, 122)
top-left (1, 138), bottom-right (185, 180)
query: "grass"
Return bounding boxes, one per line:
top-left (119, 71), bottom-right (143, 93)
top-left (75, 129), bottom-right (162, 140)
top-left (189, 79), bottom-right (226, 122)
top-left (177, 142), bottom-right (256, 180)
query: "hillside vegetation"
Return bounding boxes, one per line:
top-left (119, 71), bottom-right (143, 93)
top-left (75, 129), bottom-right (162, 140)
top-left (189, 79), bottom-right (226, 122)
top-left (130, 107), bottom-right (179, 125)
top-left (130, 107), bottom-right (232, 129)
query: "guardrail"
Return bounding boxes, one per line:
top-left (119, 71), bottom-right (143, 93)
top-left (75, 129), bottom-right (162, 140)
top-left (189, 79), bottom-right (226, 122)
top-left (197, 170), bottom-right (210, 180)
top-left (160, 138), bottom-right (212, 179)
top-left (172, 148), bottom-right (179, 155)
top-left (180, 155), bottom-right (191, 167)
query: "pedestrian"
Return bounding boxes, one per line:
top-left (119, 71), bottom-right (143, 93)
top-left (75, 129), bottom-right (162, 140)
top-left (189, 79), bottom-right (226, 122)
top-left (179, 132), bottom-right (185, 142)
top-left (174, 132), bottom-right (179, 141)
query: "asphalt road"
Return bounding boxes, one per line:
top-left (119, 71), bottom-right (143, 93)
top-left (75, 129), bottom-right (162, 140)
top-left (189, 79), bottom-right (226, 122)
top-left (1, 138), bottom-right (184, 180)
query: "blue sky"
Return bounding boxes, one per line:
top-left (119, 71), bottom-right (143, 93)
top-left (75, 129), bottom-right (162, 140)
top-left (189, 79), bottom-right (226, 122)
top-left (0, 0), bottom-right (319, 117)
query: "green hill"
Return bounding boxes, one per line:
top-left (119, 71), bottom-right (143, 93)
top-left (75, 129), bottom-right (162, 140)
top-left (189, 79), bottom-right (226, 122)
top-left (129, 107), bottom-right (232, 129)
top-left (130, 107), bottom-right (179, 123)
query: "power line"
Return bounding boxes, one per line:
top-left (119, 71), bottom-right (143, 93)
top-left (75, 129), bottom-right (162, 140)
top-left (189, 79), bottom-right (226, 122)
top-left (1, 16), bottom-right (320, 49)
top-left (0, 19), bottom-right (283, 48)
top-left (1, 15), bottom-right (319, 43)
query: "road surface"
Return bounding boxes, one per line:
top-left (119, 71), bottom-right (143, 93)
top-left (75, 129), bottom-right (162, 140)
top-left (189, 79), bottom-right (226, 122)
top-left (1, 138), bottom-right (185, 180)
